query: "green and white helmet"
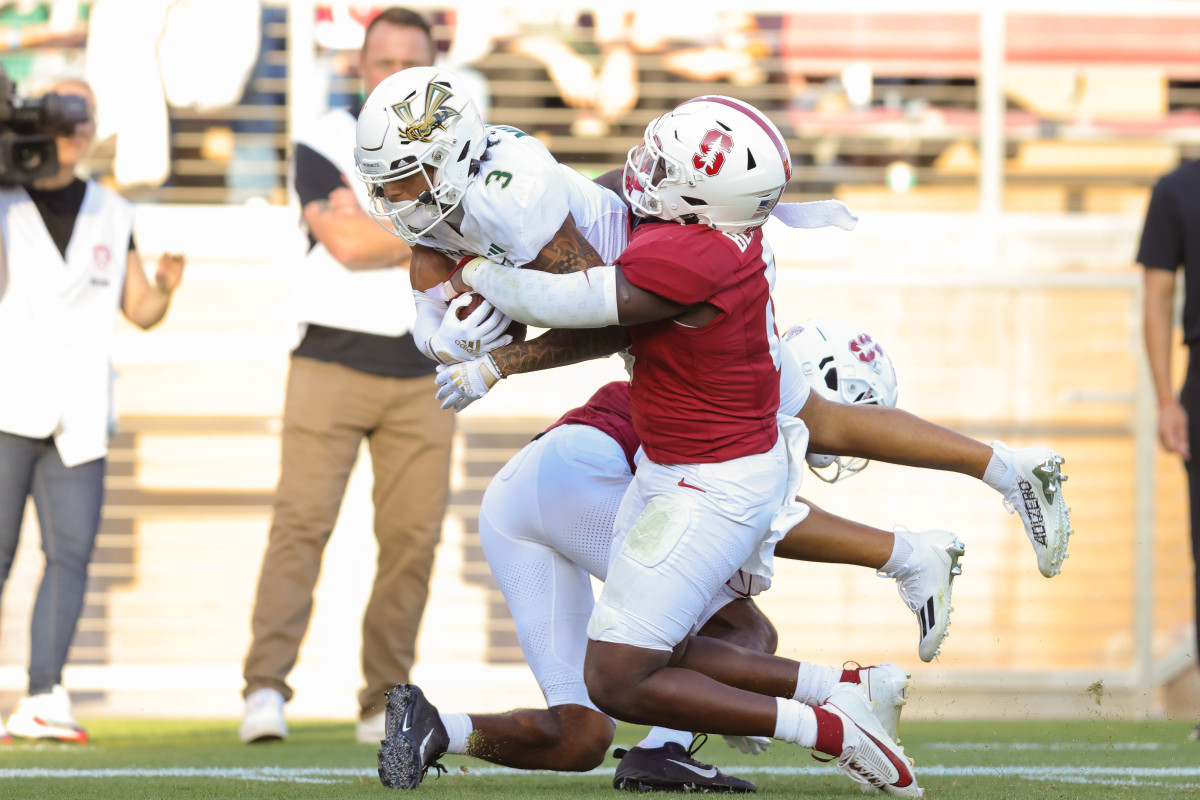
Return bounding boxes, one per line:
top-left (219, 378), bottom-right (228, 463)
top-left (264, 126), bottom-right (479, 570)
top-left (354, 66), bottom-right (487, 244)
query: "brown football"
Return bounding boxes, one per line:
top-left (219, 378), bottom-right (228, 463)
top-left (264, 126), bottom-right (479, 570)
top-left (455, 292), bottom-right (485, 320)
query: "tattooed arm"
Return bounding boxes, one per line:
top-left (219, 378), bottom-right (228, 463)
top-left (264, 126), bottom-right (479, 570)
top-left (522, 212), bottom-right (606, 275)
top-left (433, 324), bottom-right (630, 412)
top-left (489, 325), bottom-right (631, 377)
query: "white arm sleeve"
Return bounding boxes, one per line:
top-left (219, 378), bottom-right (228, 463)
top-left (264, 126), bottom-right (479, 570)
top-left (466, 261), bottom-right (620, 329)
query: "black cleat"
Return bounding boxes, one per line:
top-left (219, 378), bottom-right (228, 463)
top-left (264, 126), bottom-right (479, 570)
top-left (377, 683), bottom-right (449, 789)
top-left (613, 734), bottom-right (756, 793)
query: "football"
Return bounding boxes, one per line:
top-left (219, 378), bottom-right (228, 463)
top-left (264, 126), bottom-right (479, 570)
top-left (455, 292), bottom-right (485, 320)
top-left (454, 292), bottom-right (527, 344)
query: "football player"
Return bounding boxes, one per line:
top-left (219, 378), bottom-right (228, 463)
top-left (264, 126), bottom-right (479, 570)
top-left (356, 73), bottom-right (1068, 795)
top-left (380, 321), bottom-right (956, 794)
top-left (354, 67), bottom-right (1070, 590)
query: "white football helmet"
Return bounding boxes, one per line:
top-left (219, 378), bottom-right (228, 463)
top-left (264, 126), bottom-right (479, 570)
top-left (783, 319), bottom-right (899, 484)
top-left (622, 95), bottom-right (792, 233)
top-left (354, 66), bottom-right (487, 244)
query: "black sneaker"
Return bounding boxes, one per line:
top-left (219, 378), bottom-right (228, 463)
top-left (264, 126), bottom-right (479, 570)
top-left (377, 684), bottom-right (450, 789)
top-left (612, 734), bottom-right (756, 793)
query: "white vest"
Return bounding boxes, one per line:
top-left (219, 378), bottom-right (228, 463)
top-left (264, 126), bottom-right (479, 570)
top-left (291, 109), bottom-right (415, 340)
top-left (0, 181), bottom-right (133, 467)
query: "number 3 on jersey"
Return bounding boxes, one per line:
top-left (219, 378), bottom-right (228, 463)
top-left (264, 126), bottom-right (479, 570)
top-left (485, 170), bottom-right (512, 188)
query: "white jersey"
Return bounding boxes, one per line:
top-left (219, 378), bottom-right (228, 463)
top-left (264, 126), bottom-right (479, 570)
top-left (0, 181), bottom-right (134, 466)
top-left (778, 340), bottom-right (812, 418)
top-left (416, 125), bottom-right (629, 267)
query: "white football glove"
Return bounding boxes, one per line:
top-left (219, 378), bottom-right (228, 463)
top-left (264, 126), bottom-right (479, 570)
top-left (434, 355), bottom-right (503, 412)
top-left (722, 734), bottom-right (772, 756)
top-left (427, 294), bottom-right (514, 365)
top-left (411, 289), bottom-right (449, 362)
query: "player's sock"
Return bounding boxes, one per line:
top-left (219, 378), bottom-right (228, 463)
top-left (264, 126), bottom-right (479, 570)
top-left (637, 727), bottom-right (693, 750)
top-left (773, 697), bottom-right (818, 747)
top-left (839, 665), bottom-right (864, 684)
top-left (879, 529), bottom-right (914, 574)
top-left (981, 449), bottom-right (1009, 492)
top-left (792, 662), bottom-right (840, 705)
top-left (811, 706), bottom-right (846, 758)
top-left (441, 712), bottom-right (473, 755)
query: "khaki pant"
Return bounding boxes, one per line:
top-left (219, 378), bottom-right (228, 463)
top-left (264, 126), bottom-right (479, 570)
top-left (243, 356), bottom-right (454, 719)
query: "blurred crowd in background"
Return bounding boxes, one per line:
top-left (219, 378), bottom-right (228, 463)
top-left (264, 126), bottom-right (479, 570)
top-left (4, 1), bottom-right (1195, 210)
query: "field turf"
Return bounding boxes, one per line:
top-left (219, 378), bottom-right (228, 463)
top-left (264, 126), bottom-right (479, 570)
top-left (1, 718), bottom-right (1197, 799)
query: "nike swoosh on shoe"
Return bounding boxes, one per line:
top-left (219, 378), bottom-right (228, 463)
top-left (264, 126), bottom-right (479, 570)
top-left (420, 729), bottom-right (435, 760)
top-left (665, 759), bottom-right (718, 778)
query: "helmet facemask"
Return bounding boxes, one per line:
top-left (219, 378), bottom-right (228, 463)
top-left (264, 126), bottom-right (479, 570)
top-left (806, 371), bottom-right (884, 483)
top-left (623, 124), bottom-right (689, 221)
top-left (783, 319), bottom-right (899, 485)
top-left (360, 143), bottom-right (463, 245)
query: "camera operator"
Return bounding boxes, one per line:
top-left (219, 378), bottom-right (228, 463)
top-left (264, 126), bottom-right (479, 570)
top-left (0, 78), bottom-right (185, 743)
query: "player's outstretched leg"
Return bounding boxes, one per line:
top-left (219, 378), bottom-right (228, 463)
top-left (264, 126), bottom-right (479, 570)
top-left (989, 441), bottom-right (1073, 577)
top-left (377, 684), bottom-right (449, 789)
top-left (612, 733), bottom-right (756, 793)
top-left (816, 687), bottom-right (923, 797)
top-left (879, 530), bottom-right (965, 661)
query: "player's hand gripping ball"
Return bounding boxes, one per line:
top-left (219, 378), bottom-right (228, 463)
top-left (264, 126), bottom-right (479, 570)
top-left (455, 292), bottom-right (485, 320)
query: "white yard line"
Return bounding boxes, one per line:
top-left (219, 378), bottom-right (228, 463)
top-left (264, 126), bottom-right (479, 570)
top-left (924, 741), bottom-right (1177, 751)
top-left (2, 764), bottom-right (1200, 786)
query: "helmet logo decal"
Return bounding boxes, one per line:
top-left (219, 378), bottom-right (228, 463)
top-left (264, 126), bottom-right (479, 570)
top-left (848, 333), bottom-right (882, 364)
top-left (623, 167), bottom-right (642, 196)
top-left (391, 82), bottom-right (459, 143)
top-left (693, 129), bottom-right (734, 176)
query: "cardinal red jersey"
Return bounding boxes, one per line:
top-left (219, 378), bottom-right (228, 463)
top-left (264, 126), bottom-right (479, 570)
top-left (617, 221), bottom-right (781, 464)
top-left (544, 381), bottom-right (639, 472)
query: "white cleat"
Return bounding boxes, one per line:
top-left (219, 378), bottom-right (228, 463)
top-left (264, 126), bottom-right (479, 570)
top-left (240, 687), bottom-right (287, 743)
top-left (7, 685), bottom-right (87, 743)
top-left (845, 663), bottom-right (911, 743)
top-left (356, 710), bottom-right (386, 745)
top-left (819, 687), bottom-right (923, 798)
top-left (992, 441), bottom-right (1073, 578)
top-left (883, 529), bottom-right (965, 662)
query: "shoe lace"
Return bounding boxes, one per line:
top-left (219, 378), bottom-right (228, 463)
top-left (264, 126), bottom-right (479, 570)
top-left (837, 744), bottom-right (886, 789)
top-left (612, 735), bottom-right (717, 767)
top-left (422, 761), bottom-right (448, 782)
top-left (685, 733), bottom-right (712, 764)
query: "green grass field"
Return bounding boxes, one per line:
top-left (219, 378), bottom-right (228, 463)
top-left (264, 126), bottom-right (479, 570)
top-left (1, 718), bottom-right (1197, 799)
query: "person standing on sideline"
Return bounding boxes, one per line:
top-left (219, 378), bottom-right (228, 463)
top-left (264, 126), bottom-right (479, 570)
top-left (0, 78), bottom-right (185, 744)
top-left (1140, 158), bottom-right (1200, 741)
top-left (239, 8), bottom-right (457, 745)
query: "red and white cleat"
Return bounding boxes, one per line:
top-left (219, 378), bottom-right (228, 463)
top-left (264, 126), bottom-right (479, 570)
top-left (7, 685), bottom-right (88, 743)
